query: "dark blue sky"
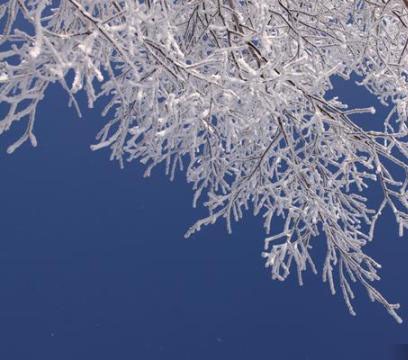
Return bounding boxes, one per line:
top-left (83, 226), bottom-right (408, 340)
top-left (0, 73), bottom-right (407, 358)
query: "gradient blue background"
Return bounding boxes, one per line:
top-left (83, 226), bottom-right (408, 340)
top-left (0, 66), bottom-right (407, 359)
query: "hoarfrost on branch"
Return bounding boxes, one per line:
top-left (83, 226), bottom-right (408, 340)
top-left (1, 0), bottom-right (408, 323)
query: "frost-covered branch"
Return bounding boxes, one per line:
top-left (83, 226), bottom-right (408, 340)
top-left (1, 0), bottom-right (408, 323)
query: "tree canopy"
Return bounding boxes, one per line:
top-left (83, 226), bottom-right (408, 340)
top-left (1, 0), bottom-right (408, 322)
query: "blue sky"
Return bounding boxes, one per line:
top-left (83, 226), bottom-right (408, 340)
top-left (0, 71), bottom-right (407, 358)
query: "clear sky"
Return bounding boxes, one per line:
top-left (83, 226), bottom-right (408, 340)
top-left (0, 72), bottom-right (407, 358)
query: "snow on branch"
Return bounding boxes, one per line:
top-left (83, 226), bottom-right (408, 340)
top-left (1, 0), bottom-right (408, 323)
